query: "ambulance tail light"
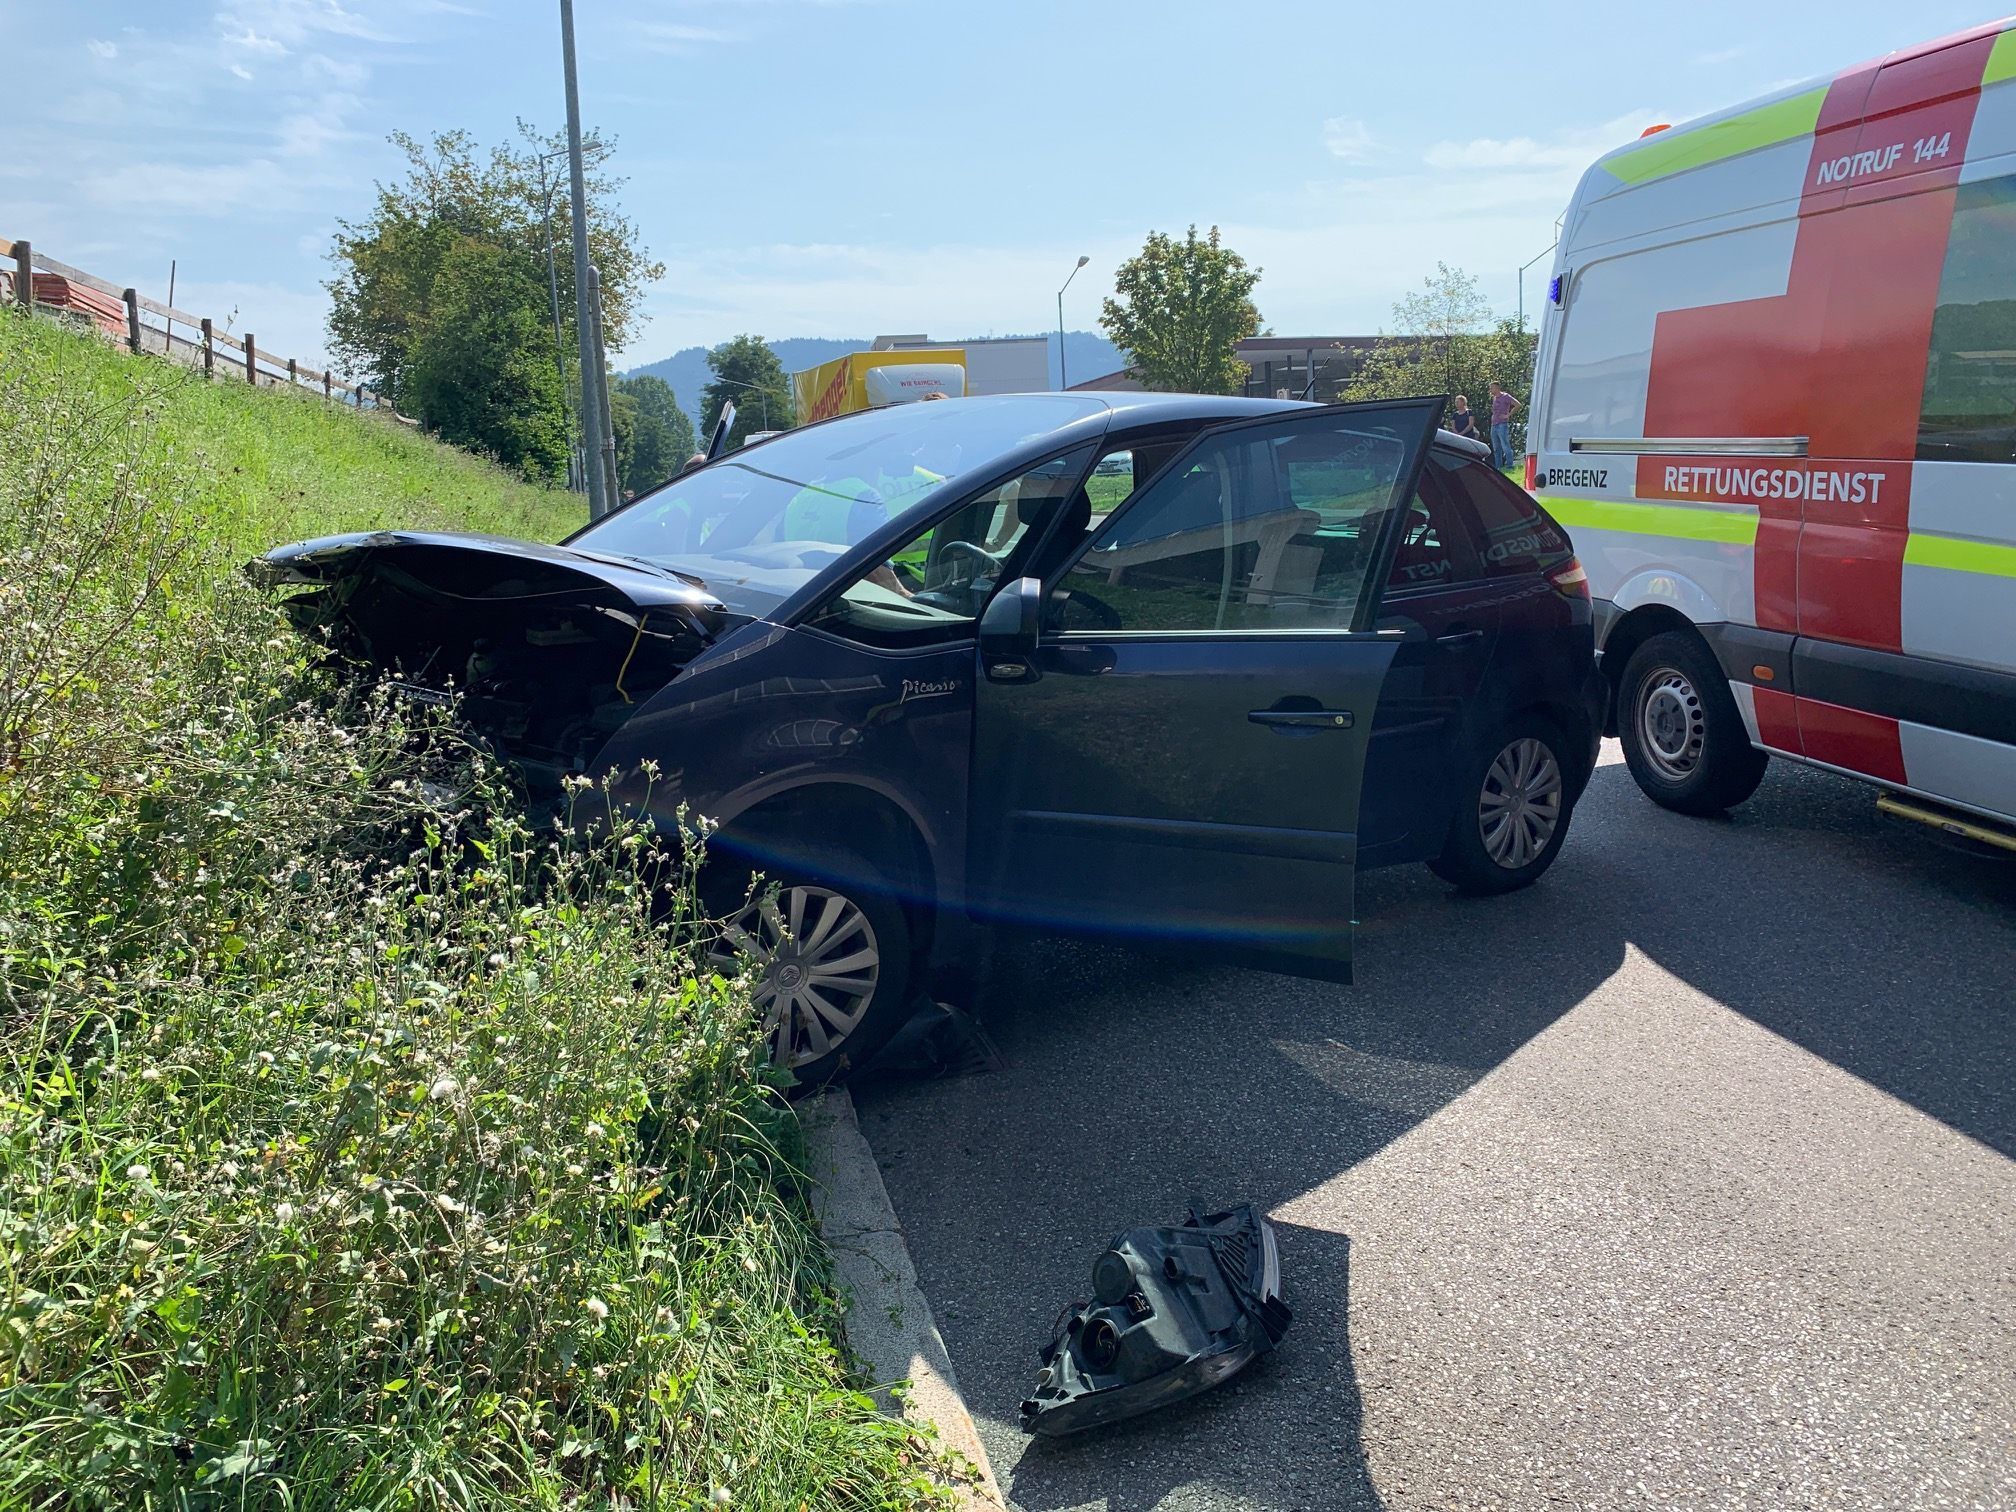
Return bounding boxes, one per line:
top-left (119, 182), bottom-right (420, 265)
top-left (1548, 557), bottom-right (1590, 599)
top-left (1523, 455), bottom-right (1538, 491)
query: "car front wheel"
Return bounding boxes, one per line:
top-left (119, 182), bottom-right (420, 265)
top-left (707, 850), bottom-right (914, 1086)
top-left (1429, 716), bottom-right (1576, 894)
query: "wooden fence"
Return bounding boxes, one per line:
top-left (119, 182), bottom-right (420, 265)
top-left (4, 236), bottom-right (406, 419)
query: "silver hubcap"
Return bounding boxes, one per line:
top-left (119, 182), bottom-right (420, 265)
top-left (1479, 736), bottom-right (1563, 869)
top-left (1638, 668), bottom-right (1706, 783)
top-left (711, 885), bottom-right (880, 1068)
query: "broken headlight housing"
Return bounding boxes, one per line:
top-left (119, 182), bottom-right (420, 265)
top-left (1020, 1202), bottom-right (1292, 1436)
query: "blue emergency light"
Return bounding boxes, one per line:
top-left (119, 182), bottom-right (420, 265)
top-left (1548, 274), bottom-right (1563, 306)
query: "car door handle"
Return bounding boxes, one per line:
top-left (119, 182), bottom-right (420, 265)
top-left (1248, 708), bottom-right (1355, 730)
top-left (1436, 629), bottom-right (1485, 648)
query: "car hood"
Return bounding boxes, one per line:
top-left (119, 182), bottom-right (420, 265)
top-left (258, 529), bottom-right (732, 615)
top-left (256, 530), bottom-right (743, 795)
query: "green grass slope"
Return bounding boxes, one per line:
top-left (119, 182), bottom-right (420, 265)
top-left (7, 313), bottom-right (584, 559)
top-left (0, 315), bottom-right (955, 1510)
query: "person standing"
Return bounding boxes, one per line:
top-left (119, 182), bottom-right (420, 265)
top-left (1448, 395), bottom-right (1479, 441)
top-left (1487, 381), bottom-right (1521, 471)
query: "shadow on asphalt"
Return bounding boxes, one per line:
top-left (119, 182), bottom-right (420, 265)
top-left (854, 755), bottom-right (2016, 1509)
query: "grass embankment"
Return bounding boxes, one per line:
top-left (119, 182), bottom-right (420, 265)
top-left (0, 315), bottom-right (952, 1509)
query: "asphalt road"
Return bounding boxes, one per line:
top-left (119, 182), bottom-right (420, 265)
top-left (853, 743), bottom-right (2016, 1512)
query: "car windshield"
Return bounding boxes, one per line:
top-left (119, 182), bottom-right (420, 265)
top-left (568, 395), bottom-right (1109, 617)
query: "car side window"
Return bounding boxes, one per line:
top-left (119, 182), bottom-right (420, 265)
top-left (1445, 462), bottom-right (1570, 576)
top-left (810, 453), bottom-right (1086, 646)
top-left (1054, 415), bottom-right (1415, 633)
top-left (1086, 451), bottom-right (1136, 516)
top-left (1384, 464), bottom-right (1482, 594)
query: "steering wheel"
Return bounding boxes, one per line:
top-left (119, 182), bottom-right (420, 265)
top-left (939, 539), bottom-right (1009, 574)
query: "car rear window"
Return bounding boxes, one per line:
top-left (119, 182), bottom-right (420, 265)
top-left (1445, 462), bottom-right (1570, 576)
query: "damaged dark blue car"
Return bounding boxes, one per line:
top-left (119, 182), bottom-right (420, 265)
top-left (263, 393), bottom-right (1602, 1081)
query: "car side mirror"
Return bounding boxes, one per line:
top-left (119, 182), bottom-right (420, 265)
top-left (979, 576), bottom-right (1044, 671)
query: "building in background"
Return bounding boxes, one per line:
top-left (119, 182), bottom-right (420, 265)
top-left (1070, 335), bottom-right (1379, 401)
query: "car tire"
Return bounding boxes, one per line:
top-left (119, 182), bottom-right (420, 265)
top-left (1429, 714), bottom-right (1577, 895)
top-left (706, 845), bottom-right (916, 1088)
top-left (1617, 630), bottom-right (1768, 816)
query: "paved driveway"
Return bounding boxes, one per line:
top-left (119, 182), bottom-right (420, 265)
top-left (853, 745), bottom-right (2016, 1511)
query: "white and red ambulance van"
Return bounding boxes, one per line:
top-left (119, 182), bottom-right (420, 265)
top-left (1528, 19), bottom-right (2016, 847)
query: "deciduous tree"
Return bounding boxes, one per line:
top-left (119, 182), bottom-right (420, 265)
top-left (1345, 264), bottom-right (1537, 455)
top-left (325, 125), bottom-right (663, 476)
top-left (405, 239), bottom-right (568, 481)
top-left (1100, 226), bottom-right (1262, 395)
top-left (701, 336), bottom-right (795, 451)
top-left (613, 374), bottom-right (696, 495)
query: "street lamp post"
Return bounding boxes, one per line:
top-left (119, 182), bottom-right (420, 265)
top-left (1056, 254), bottom-right (1089, 390)
top-left (1517, 242), bottom-right (1558, 334)
top-left (712, 375), bottom-right (772, 433)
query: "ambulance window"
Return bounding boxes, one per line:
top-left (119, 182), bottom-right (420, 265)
top-left (1919, 175), bottom-right (2016, 465)
top-left (1447, 462), bottom-right (1570, 576)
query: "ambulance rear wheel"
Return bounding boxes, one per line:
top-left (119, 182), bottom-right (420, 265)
top-left (1619, 631), bottom-right (1768, 816)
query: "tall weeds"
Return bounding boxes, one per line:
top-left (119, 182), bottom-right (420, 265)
top-left (0, 316), bottom-right (949, 1509)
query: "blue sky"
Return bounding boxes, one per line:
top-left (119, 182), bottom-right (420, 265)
top-left (7, 1), bottom-right (2003, 378)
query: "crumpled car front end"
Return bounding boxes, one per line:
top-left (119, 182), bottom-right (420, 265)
top-left (255, 530), bottom-right (739, 800)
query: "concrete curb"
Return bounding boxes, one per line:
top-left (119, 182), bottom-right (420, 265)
top-left (798, 1089), bottom-right (1007, 1511)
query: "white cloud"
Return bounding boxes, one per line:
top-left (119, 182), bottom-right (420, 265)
top-left (1694, 45), bottom-right (1748, 66)
top-left (86, 38), bottom-right (118, 60)
top-left (82, 159), bottom-right (289, 211)
top-left (223, 27), bottom-right (289, 57)
top-left (229, 63), bottom-right (255, 80)
top-left (635, 22), bottom-right (737, 53)
top-left (1423, 112), bottom-right (1663, 172)
top-left (1321, 116), bottom-right (1377, 163)
top-left (276, 99), bottom-right (361, 156)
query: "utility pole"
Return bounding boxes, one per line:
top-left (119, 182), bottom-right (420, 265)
top-left (559, 0), bottom-right (608, 518)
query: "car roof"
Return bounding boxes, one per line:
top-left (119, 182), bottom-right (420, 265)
top-left (725, 391), bottom-right (1486, 499)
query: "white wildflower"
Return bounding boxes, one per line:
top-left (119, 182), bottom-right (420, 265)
top-left (584, 1122), bottom-right (605, 1140)
top-left (428, 1076), bottom-right (459, 1102)
top-left (274, 1202), bottom-right (296, 1225)
top-left (709, 1488), bottom-right (731, 1508)
top-left (256, 1050), bottom-right (275, 1066)
top-left (125, 1164), bottom-right (148, 1183)
top-left (583, 1296), bottom-right (609, 1321)
top-left (434, 1193), bottom-right (464, 1215)
top-left (140, 1067), bottom-right (162, 1084)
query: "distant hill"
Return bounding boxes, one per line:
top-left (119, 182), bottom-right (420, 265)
top-left (623, 331), bottom-right (1126, 426)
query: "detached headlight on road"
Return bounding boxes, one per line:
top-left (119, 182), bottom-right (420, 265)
top-left (1019, 1202), bottom-right (1292, 1436)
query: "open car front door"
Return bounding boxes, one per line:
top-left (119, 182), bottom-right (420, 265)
top-left (969, 397), bottom-right (1445, 982)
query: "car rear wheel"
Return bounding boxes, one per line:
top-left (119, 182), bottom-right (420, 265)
top-left (706, 848), bottom-right (914, 1087)
top-left (1429, 715), bottom-right (1576, 895)
top-left (1617, 630), bottom-right (1767, 815)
